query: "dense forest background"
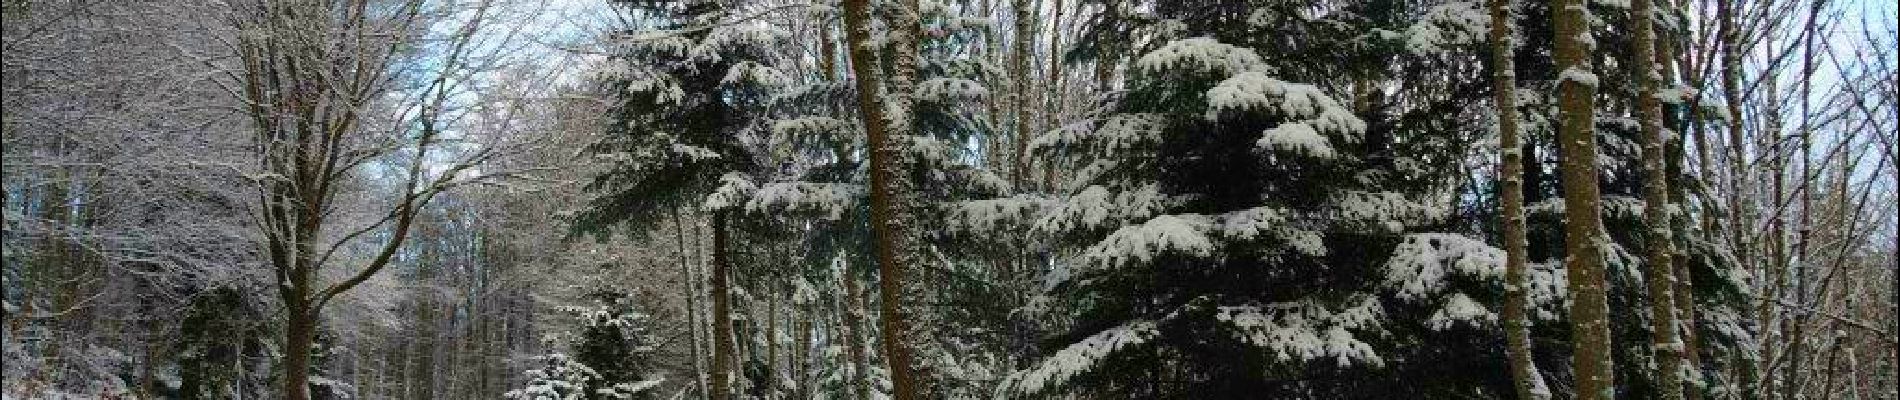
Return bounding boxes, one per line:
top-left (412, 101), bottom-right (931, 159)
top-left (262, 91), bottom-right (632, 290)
top-left (3, 0), bottom-right (1896, 398)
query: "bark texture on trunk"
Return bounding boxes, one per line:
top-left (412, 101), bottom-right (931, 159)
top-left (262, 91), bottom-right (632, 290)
top-left (1717, 0), bottom-right (1751, 279)
top-left (1551, 0), bottom-right (1614, 396)
top-left (820, 11), bottom-right (838, 82)
top-left (839, 0), bottom-right (922, 396)
top-left (283, 308), bottom-right (315, 400)
top-left (675, 209), bottom-right (708, 397)
top-left (818, 20), bottom-right (870, 398)
top-left (841, 270), bottom-right (871, 400)
top-left (1488, 0), bottom-right (1549, 397)
top-left (1655, 3), bottom-right (1705, 394)
top-left (1715, 0), bottom-right (1758, 389)
top-left (1634, 0), bottom-right (1686, 396)
top-left (1009, 0), bottom-right (1034, 187)
top-left (710, 211), bottom-right (735, 400)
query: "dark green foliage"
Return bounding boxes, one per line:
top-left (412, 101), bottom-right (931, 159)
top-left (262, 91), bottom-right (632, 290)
top-left (174, 287), bottom-right (268, 400)
top-left (572, 0), bottom-right (777, 240)
top-left (573, 290), bottom-right (658, 388)
top-left (506, 290), bottom-right (664, 400)
top-left (1010, 0), bottom-right (1545, 397)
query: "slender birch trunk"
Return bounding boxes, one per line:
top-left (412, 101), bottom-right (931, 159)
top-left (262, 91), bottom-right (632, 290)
top-left (1757, 26), bottom-right (1790, 396)
top-left (1782, 5), bottom-right (1825, 396)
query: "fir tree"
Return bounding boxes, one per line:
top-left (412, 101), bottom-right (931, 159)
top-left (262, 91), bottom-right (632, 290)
top-left (506, 291), bottom-right (666, 400)
top-left (573, 1), bottom-right (785, 398)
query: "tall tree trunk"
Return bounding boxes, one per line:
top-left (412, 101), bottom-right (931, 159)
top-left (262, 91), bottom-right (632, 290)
top-left (711, 211), bottom-right (736, 400)
top-left (1716, 0), bottom-right (1766, 389)
top-left (884, 0), bottom-right (924, 394)
top-left (1009, 0), bottom-right (1034, 187)
top-left (676, 208), bottom-right (708, 397)
top-left (1040, 0), bottom-right (1067, 190)
top-left (1717, 0), bottom-right (1751, 309)
top-left (795, 297), bottom-right (814, 398)
top-left (1756, 26), bottom-right (1789, 397)
top-left (1655, 5), bottom-right (1705, 395)
top-left (1489, 0), bottom-right (1550, 397)
top-left (815, 19), bottom-right (871, 397)
top-left (1634, 0), bottom-right (1686, 396)
top-left (1781, 5), bottom-right (1824, 397)
top-left (840, 266), bottom-right (871, 400)
top-left (280, 237), bottom-right (322, 400)
top-left (839, 0), bottom-right (922, 396)
top-left (767, 283), bottom-right (780, 399)
top-left (283, 308), bottom-right (315, 400)
top-left (820, 9), bottom-right (838, 82)
top-left (1552, 0), bottom-right (1614, 396)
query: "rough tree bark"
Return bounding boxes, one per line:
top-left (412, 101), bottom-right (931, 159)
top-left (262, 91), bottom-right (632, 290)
top-left (840, 267), bottom-right (872, 400)
top-left (674, 208), bottom-right (708, 397)
top-left (1655, 3), bottom-right (1705, 394)
top-left (1551, 0), bottom-right (1615, 396)
top-left (1634, 0), bottom-right (1687, 396)
top-left (710, 211), bottom-right (736, 400)
top-left (839, 0), bottom-right (923, 396)
top-left (1718, 0), bottom-right (1751, 293)
top-left (1009, 0), bottom-right (1034, 187)
top-left (1487, 0), bottom-right (1550, 397)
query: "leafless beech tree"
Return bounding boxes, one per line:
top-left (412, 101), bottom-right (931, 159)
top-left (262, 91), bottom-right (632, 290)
top-left (211, 0), bottom-right (545, 396)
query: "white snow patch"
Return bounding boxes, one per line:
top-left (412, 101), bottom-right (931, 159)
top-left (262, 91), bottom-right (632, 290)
top-left (1002, 321), bottom-right (1158, 395)
top-left (1427, 293), bottom-right (1497, 330)
top-left (1559, 67), bottom-right (1599, 87)
top-left (1404, 1), bottom-right (1489, 54)
top-left (1383, 233), bottom-right (1505, 300)
top-left (745, 182), bottom-right (863, 221)
top-left (702, 173), bottom-right (757, 211)
top-left (1215, 297), bottom-right (1385, 368)
top-left (1081, 214), bottom-right (1216, 268)
top-left (1135, 37), bottom-right (1265, 75)
top-left (1257, 122), bottom-right (1336, 158)
top-left (913, 78), bottom-right (988, 103)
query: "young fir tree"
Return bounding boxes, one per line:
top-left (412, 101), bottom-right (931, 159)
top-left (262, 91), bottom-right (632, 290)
top-left (175, 287), bottom-right (265, 399)
top-left (506, 291), bottom-right (665, 400)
